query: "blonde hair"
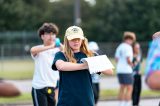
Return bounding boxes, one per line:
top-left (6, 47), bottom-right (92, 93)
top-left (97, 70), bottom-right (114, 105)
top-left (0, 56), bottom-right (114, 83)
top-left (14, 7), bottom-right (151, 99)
top-left (123, 31), bottom-right (136, 41)
top-left (63, 36), bottom-right (94, 63)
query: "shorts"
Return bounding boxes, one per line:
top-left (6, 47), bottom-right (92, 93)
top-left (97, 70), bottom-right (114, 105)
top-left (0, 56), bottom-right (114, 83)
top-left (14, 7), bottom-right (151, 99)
top-left (117, 73), bottom-right (133, 85)
top-left (32, 87), bottom-right (56, 106)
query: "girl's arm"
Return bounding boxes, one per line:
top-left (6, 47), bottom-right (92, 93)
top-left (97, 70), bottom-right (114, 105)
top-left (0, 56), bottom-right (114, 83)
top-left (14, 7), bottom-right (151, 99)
top-left (55, 60), bottom-right (88, 71)
top-left (30, 44), bottom-right (55, 56)
top-left (102, 69), bottom-right (114, 75)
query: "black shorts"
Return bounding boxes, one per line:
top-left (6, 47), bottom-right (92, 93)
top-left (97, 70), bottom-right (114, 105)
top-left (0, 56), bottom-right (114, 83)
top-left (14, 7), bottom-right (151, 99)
top-left (32, 87), bottom-right (56, 106)
top-left (117, 73), bottom-right (133, 85)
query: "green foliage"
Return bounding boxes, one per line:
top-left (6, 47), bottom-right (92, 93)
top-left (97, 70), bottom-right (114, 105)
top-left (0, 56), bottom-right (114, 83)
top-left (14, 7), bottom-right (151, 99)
top-left (0, 0), bottom-right (53, 31)
top-left (83, 0), bottom-right (160, 41)
top-left (0, 0), bottom-right (160, 41)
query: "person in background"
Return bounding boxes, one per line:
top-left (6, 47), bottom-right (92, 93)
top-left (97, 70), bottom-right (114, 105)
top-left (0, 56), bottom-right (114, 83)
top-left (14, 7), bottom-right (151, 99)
top-left (54, 37), bottom-right (62, 105)
top-left (115, 31), bottom-right (136, 106)
top-left (30, 22), bottom-right (63, 106)
top-left (52, 26), bottom-right (113, 106)
top-left (132, 42), bottom-right (142, 106)
top-left (145, 31), bottom-right (160, 90)
top-left (88, 41), bottom-right (101, 106)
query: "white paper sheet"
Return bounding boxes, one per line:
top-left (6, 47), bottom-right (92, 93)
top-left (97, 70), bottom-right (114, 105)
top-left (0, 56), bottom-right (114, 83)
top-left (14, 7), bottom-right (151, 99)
top-left (81, 55), bottom-right (114, 74)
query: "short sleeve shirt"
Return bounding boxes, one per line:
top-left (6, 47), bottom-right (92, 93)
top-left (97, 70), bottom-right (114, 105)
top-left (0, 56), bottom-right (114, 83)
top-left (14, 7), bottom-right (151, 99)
top-left (145, 38), bottom-right (160, 78)
top-left (31, 45), bottom-right (60, 89)
top-left (52, 52), bottom-right (94, 106)
top-left (115, 43), bottom-right (133, 73)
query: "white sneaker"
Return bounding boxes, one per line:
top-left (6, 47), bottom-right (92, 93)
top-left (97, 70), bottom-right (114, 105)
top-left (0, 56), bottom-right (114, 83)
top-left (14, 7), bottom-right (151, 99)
top-left (124, 101), bottom-right (131, 106)
top-left (119, 101), bottom-right (125, 106)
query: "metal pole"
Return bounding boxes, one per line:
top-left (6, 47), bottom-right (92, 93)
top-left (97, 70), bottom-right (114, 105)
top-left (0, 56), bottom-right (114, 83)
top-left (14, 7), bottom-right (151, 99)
top-left (1, 46), bottom-right (4, 71)
top-left (22, 31), bottom-right (26, 58)
top-left (74, 0), bottom-right (81, 26)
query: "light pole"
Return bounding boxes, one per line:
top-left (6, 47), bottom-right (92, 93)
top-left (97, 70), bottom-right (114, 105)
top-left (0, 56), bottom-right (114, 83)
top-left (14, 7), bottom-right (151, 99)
top-left (74, 0), bottom-right (81, 26)
top-left (49, 0), bottom-right (81, 26)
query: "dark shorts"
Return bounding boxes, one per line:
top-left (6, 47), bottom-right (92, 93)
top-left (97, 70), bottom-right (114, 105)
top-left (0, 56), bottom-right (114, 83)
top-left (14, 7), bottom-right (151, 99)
top-left (32, 87), bottom-right (56, 106)
top-left (117, 73), bottom-right (133, 85)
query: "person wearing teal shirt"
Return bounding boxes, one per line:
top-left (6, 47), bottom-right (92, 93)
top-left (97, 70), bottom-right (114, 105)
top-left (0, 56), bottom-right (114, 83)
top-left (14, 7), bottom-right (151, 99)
top-left (132, 42), bottom-right (142, 106)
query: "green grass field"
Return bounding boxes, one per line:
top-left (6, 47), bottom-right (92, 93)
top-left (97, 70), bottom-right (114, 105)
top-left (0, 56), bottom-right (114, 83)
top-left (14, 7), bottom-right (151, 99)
top-left (0, 59), bottom-right (34, 79)
top-left (0, 58), bottom-right (146, 80)
top-left (0, 93), bottom-right (32, 104)
top-left (100, 89), bottom-right (160, 100)
top-left (100, 58), bottom-right (146, 78)
top-left (0, 89), bottom-right (160, 104)
top-left (0, 58), bottom-right (159, 104)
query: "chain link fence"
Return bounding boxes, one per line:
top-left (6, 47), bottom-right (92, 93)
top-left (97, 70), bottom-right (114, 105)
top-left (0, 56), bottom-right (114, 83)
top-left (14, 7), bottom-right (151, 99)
top-left (0, 31), bottom-right (150, 58)
top-left (0, 42), bottom-right (149, 59)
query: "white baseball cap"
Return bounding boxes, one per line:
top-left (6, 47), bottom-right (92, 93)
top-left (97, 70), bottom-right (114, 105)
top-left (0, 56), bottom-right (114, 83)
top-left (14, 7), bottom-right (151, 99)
top-left (65, 26), bottom-right (84, 40)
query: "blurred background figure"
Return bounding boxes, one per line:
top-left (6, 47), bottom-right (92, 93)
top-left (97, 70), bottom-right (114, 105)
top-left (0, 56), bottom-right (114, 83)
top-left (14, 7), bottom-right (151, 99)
top-left (145, 31), bottom-right (160, 90)
top-left (88, 41), bottom-right (101, 106)
top-left (30, 23), bottom-right (62, 106)
top-left (132, 42), bottom-right (142, 106)
top-left (115, 32), bottom-right (136, 106)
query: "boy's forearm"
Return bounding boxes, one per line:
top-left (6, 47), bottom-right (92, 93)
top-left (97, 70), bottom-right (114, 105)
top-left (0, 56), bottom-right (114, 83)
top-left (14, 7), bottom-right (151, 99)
top-left (30, 45), bottom-right (54, 56)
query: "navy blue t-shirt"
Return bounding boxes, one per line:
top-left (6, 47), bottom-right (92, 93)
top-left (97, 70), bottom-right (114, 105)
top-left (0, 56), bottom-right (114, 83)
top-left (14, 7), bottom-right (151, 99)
top-left (52, 52), bottom-right (94, 106)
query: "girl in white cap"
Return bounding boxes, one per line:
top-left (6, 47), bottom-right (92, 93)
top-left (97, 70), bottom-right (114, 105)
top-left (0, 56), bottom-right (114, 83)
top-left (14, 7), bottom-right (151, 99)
top-left (52, 26), bottom-right (113, 106)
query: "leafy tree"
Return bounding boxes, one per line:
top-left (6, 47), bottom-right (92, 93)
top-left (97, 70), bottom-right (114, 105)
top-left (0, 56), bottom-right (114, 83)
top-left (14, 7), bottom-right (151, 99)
top-left (1, 0), bottom-right (160, 42)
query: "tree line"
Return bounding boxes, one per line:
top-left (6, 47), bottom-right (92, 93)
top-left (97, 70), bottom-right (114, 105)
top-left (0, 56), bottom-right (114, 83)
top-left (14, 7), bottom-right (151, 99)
top-left (0, 0), bottom-right (160, 42)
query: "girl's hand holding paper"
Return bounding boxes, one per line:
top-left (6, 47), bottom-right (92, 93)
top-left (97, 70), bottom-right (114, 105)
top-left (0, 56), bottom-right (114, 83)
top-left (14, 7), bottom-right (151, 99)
top-left (81, 55), bottom-right (114, 74)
